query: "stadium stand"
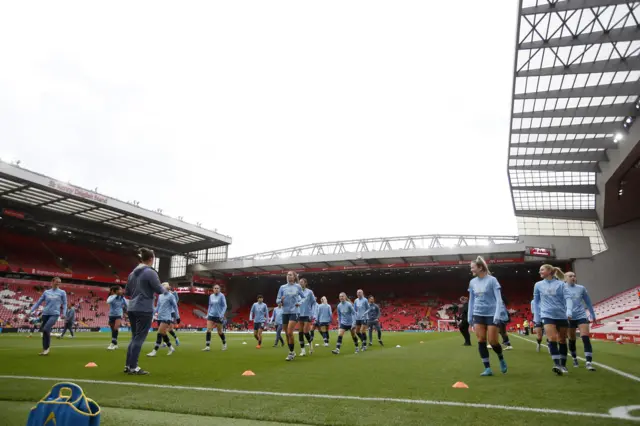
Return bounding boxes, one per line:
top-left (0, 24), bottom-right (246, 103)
top-left (0, 231), bottom-right (138, 282)
top-left (0, 278), bottom-right (110, 328)
top-left (592, 286), bottom-right (640, 321)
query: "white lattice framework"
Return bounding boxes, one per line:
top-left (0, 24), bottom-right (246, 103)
top-left (231, 235), bottom-right (520, 261)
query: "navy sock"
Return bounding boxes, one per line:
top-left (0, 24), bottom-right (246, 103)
top-left (299, 331), bottom-right (305, 348)
top-left (582, 335), bottom-right (593, 362)
top-left (206, 331), bottom-right (211, 346)
top-left (377, 330), bottom-right (382, 340)
top-left (548, 341), bottom-right (560, 366)
top-left (360, 333), bottom-right (367, 345)
top-left (163, 334), bottom-right (172, 347)
top-left (569, 339), bottom-right (577, 359)
top-left (310, 330), bottom-right (315, 340)
top-left (43, 332), bottom-right (50, 350)
top-left (336, 335), bottom-right (343, 349)
top-left (322, 332), bottom-right (328, 343)
top-left (219, 333), bottom-right (226, 344)
top-left (478, 342), bottom-right (490, 368)
top-left (492, 342), bottom-right (504, 360)
top-left (288, 342), bottom-right (294, 352)
top-left (111, 329), bottom-right (118, 345)
top-left (154, 333), bottom-right (162, 350)
top-left (353, 336), bottom-right (359, 347)
top-left (368, 329), bottom-right (373, 342)
top-left (536, 338), bottom-right (542, 345)
top-left (169, 330), bottom-right (177, 339)
top-left (559, 343), bottom-right (568, 366)
top-left (304, 332), bottom-right (312, 344)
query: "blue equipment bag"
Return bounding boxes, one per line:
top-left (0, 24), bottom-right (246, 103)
top-left (27, 382), bottom-right (100, 426)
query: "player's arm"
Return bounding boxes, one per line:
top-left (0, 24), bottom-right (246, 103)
top-left (467, 289), bottom-right (475, 324)
top-left (61, 291), bottom-right (68, 318)
top-left (221, 294), bottom-right (227, 318)
top-left (276, 286), bottom-right (283, 305)
top-left (492, 279), bottom-right (502, 323)
top-left (533, 285), bottom-right (541, 324)
top-left (30, 293), bottom-right (46, 315)
top-left (563, 283), bottom-right (573, 320)
top-left (583, 289), bottom-right (596, 323)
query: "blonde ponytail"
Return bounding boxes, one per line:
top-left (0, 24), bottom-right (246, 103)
top-left (472, 256), bottom-right (491, 275)
top-left (542, 264), bottom-right (564, 280)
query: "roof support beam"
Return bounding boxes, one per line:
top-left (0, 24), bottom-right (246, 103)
top-left (517, 57), bottom-right (640, 77)
top-left (510, 151), bottom-right (608, 162)
top-left (511, 121), bottom-right (622, 134)
top-left (513, 103), bottom-right (637, 119)
top-left (509, 138), bottom-right (618, 149)
top-left (510, 163), bottom-right (600, 172)
top-left (521, 0), bottom-right (629, 16)
top-left (514, 209), bottom-right (598, 220)
top-left (514, 81), bottom-right (639, 100)
top-left (519, 26), bottom-right (640, 50)
top-left (512, 185), bottom-right (598, 194)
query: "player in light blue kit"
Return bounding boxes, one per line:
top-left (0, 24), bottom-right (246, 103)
top-left (353, 289), bottom-right (369, 351)
top-left (29, 277), bottom-right (67, 356)
top-left (270, 304), bottom-right (285, 347)
top-left (107, 285), bottom-right (128, 350)
top-left (367, 295), bottom-right (383, 347)
top-left (276, 271), bottom-right (307, 361)
top-left (148, 283), bottom-right (178, 357)
top-left (167, 288), bottom-right (180, 346)
top-left (297, 278), bottom-right (317, 356)
top-left (564, 271), bottom-right (597, 371)
top-left (203, 285), bottom-right (228, 351)
top-left (250, 295), bottom-right (269, 349)
top-left (533, 264), bottom-right (572, 376)
top-left (468, 256), bottom-right (508, 376)
top-left (316, 296), bottom-right (333, 347)
top-left (332, 293), bottom-right (360, 355)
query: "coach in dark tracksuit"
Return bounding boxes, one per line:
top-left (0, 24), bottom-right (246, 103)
top-left (124, 248), bottom-right (166, 375)
top-left (59, 303), bottom-right (75, 338)
top-left (457, 297), bottom-right (471, 346)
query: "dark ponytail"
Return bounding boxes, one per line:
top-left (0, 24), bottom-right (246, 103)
top-left (138, 247), bottom-right (155, 263)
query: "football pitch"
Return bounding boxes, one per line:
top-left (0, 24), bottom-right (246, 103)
top-left (0, 331), bottom-right (638, 425)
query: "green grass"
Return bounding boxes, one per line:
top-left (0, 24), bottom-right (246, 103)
top-left (0, 331), bottom-right (638, 425)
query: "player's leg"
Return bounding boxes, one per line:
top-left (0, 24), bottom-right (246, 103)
top-left (544, 323), bottom-right (563, 375)
top-left (203, 320), bottom-right (214, 351)
top-left (568, 325), bottom-right (578, 367)
top-left (332, 328), bottom-right (346, 354)
top-left (474, 322), bottom-right (492, 375)
top-left (579, 322), bottom-right (595, 371)
top-left (488, 324), bottom-right (507, 373)
top-left (216, 321), bottom-right (227, 350)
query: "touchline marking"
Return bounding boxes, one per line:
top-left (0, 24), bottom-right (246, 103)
top-left (509, 333), bottom-right (640, 383)
top-left (0, 375), bottom-right (635, 422)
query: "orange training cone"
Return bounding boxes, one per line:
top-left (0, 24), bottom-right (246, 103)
top-left (85, 362), bottom-right (98, 368)
top-left (452, 382), bottom-right (468, 389)
top-left (242, 370), bottom-right (256, 376)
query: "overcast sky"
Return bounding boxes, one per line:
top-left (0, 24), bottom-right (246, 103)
top-left (0, 1), bottom-right (519, 257)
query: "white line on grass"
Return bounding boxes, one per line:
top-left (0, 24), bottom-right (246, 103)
top-left (0, 375), bottom-right (635, 422)
top-left (509, 333), bottom-right (640, 383)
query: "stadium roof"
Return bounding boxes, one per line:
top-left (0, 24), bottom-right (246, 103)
top-left (508, 0), bottom-right (640, 221)
top-left (196, 234), bottom-right (593, 276)
top-left (0, 161), bottom-right (231, 254)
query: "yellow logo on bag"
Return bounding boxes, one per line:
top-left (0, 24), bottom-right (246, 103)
top-left (44, 412), bottom-right (57, 425)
